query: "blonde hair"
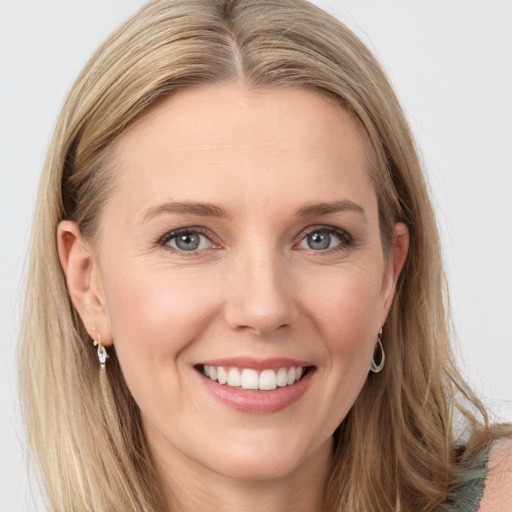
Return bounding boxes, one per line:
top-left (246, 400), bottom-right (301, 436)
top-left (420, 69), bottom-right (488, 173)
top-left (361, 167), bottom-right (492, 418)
top-left (20, 0), bottom-right (504, 510)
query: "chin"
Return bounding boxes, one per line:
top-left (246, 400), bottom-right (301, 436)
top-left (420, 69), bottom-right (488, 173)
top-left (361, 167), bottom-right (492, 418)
top-left (196, 428), bottom-right (329, 483)
top-left (208, 448), bottom-right (308, 482)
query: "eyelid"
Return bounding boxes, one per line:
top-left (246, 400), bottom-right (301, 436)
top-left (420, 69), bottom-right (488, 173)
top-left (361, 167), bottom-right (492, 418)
top-left (157, 224), bottom-right (354, 254)
top-left (158, 227), bottom-right (218, 252)
top-left (296, 225), bottom-right (354, 251)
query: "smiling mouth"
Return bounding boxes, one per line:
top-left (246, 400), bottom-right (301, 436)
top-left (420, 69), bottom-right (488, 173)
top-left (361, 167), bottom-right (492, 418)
top-left (196, 364), bottom-right (312, 391)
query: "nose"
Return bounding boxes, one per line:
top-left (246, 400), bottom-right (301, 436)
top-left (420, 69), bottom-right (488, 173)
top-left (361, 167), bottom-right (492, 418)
top-left (224, 252), bottom-right (300, 337)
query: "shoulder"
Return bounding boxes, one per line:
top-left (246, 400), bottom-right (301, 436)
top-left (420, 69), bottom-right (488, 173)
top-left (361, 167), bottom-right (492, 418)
top-left (479, 437), bottom-right (512, 511)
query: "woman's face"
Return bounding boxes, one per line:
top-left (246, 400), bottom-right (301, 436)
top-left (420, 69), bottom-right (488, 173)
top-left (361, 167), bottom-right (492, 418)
top-left (65, 84), bottom-right (407, 483)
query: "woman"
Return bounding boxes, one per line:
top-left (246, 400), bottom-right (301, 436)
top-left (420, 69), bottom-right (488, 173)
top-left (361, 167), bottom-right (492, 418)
top-left (20, 0), bottom-right (511, 510)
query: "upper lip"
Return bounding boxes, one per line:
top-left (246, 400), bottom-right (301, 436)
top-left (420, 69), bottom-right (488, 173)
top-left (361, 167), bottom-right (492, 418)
top-left (196, 357), bottom-right (314, 371)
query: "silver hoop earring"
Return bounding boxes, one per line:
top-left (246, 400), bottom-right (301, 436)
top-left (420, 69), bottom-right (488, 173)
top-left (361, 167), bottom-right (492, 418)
top-left (92, 331), bottom-right (108, 368)
top-left (370, 330), bottom-right (385, 373)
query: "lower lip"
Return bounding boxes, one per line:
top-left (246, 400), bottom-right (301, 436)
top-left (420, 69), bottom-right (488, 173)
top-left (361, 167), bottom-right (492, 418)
top-left (198, 368), bottom-right (314, 414)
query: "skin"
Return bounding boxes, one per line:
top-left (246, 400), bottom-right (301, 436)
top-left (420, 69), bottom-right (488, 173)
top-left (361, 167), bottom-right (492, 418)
top-left (480, 439), bottom-right (512, 512)
top-left (58, 84), bottom-right (409, 512)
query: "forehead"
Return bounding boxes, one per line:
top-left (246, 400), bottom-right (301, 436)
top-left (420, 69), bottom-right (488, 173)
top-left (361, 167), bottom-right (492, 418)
top-left (115, 84), bottom-right (371, 161)
top-left (107, 84), bottom-right (377, 219)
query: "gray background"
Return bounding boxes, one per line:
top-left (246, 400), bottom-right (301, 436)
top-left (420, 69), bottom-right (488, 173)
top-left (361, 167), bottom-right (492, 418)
top-left (1, 1), bottom-right (511, 510)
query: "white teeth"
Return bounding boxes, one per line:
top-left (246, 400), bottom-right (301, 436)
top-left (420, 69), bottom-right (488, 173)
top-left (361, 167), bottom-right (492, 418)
top-left (259, 369), bottom-right (277, 390)
top-left (227, 367), bottom-right (241, 387)
top-left (276, 367), bottom-right (288, 387)
top-left (217, 366), bottom-right (227, 384)
top-left (202, 365), bottom-right (308, 390)
top-left (241, 369), bottom-right (259, 390)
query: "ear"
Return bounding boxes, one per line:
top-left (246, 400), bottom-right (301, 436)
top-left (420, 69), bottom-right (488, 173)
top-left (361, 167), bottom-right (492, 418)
top-left (57, 220), bottom-right (113, 346)
top-left (379, 222), bottom-right (409, 325)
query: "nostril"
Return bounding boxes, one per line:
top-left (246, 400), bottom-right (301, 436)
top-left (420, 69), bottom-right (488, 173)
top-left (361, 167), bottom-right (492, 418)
top-left (223, 266), bottom-right (300, 336)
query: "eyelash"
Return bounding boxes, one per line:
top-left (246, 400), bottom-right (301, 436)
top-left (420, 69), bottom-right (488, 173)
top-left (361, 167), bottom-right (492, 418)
top-left (157, 225), bottom-right (354, 255)
top-left (158, 227), bottom-right (215, 252)
top-left (300, 226), bottom-right (354, 253)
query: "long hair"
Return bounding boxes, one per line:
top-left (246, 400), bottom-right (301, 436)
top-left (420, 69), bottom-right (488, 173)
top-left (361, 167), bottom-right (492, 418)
top-left (20, 1), bottom-right (501, 510)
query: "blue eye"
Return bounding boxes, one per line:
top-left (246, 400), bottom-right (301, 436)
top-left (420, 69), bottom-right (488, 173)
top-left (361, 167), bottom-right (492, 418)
top-left (161, 229), bottom-right (213, 252)
top-left (299, 228), bottom-right (350, 251)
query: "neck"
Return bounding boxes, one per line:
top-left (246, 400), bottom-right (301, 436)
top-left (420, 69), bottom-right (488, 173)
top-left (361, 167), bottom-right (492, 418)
top-left (149, 431), bottom-right (333, 512)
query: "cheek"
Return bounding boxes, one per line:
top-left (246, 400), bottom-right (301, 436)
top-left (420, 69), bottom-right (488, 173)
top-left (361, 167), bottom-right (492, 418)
top-left (304, 267), bottom-right (383, 419)
top-left (309, 266), bottom-right (383, 346)
top-left (105, 261), bottom-right (215, 335)
top-left (100, 263), bottom-right (220, 394)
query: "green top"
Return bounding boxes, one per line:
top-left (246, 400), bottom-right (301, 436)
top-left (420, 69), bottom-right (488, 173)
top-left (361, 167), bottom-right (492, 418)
top-left (442, 447), bottom-right (490, 512)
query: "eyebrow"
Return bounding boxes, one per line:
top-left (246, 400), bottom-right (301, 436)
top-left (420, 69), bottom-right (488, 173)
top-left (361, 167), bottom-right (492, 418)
top-left (141, 201), bottom-right (228, 223)
top-left (141, 199), bottom-right (366, 223)
top-left (295, 199), bottom-right (367, 221)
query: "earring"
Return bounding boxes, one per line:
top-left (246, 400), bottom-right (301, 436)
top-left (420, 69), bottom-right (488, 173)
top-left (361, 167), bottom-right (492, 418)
top-left (370, 329), bottom-right (385, 373)
top-left (92, 329), bottom-right (108, 368)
